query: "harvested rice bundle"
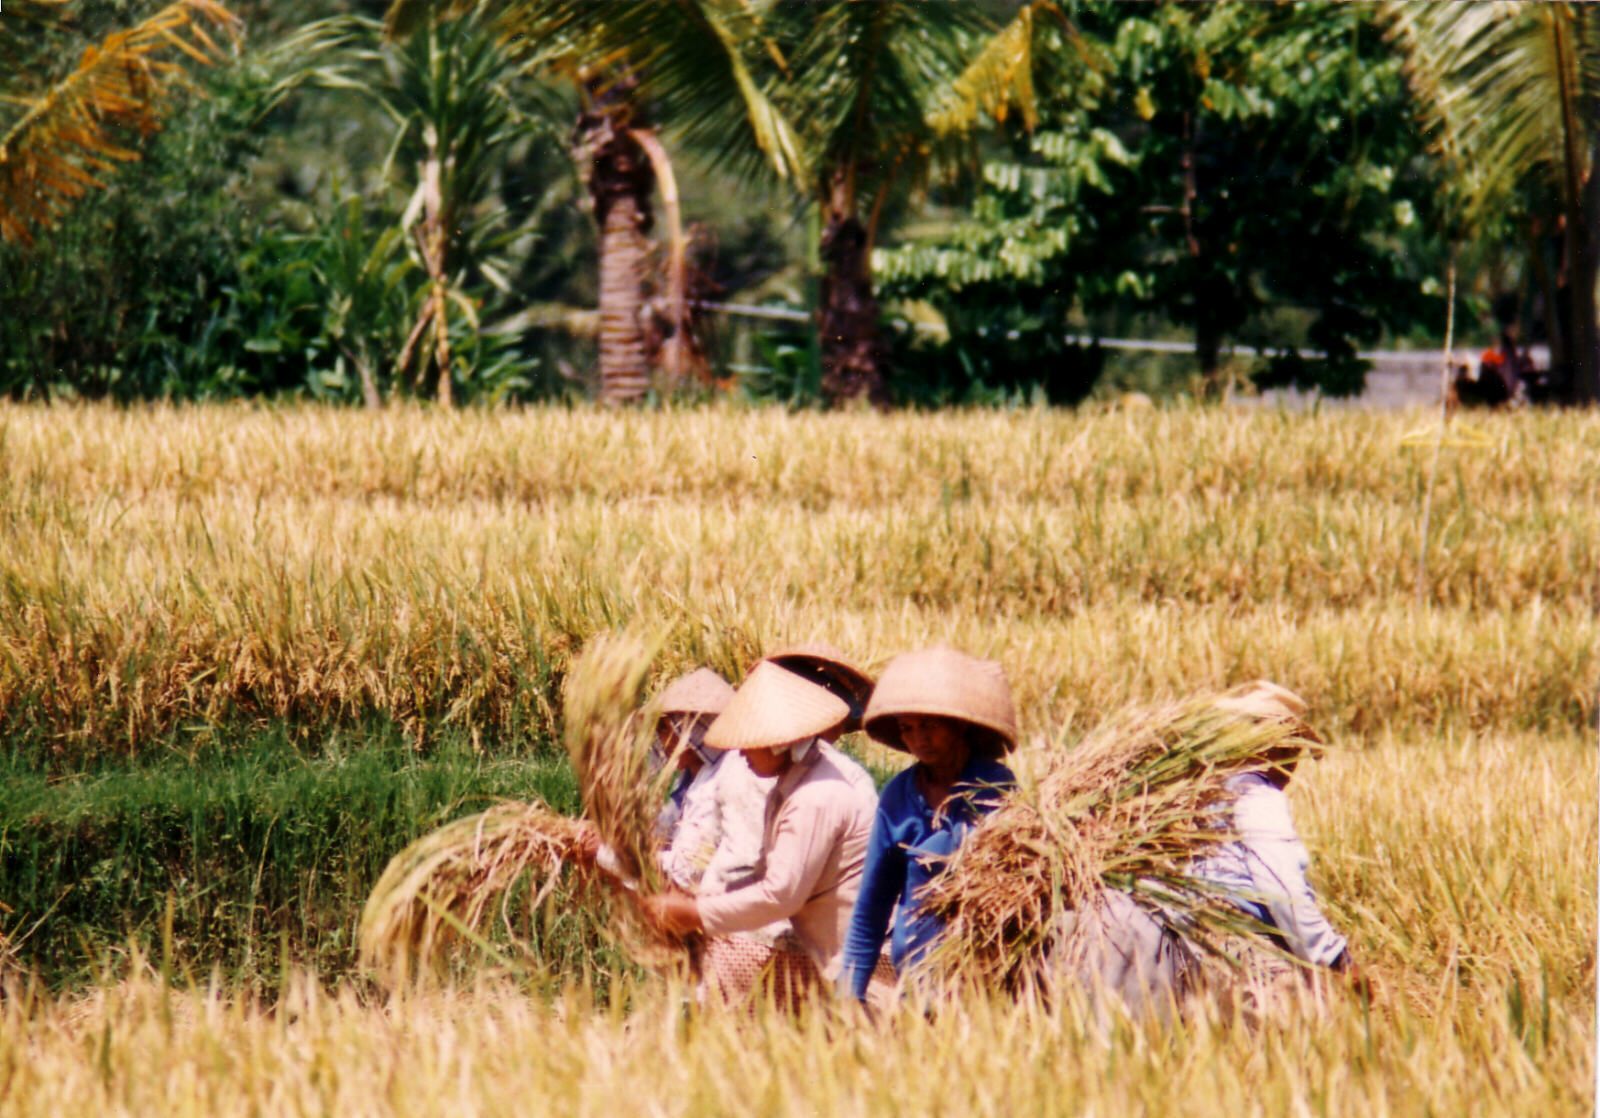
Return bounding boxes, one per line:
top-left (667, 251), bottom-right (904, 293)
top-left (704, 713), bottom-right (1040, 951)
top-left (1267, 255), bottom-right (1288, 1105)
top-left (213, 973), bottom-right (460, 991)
top-left (359, 634), bottom-right (686, 984)
top-left (918, 682), bottom-right (1322, 994)
top-left (358, 800), bottom-right (582, 985)
top-left (560, 633), bottom-right (686, 964)
top-left (561, 633), bottom-right (672, 893)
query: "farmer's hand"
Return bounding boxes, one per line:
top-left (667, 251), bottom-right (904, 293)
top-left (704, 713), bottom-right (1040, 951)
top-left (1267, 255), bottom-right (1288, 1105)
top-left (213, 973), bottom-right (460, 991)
top-left (639, 890), bottom-right (703, 936)
top-left (1332, 948), bottom-right (1373, 1001)
top-left (570, 822), bottom-right (601, 867)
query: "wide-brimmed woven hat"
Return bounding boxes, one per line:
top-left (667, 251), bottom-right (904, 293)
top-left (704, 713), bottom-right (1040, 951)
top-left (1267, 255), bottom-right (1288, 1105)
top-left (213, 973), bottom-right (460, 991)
top-left (703, 661), bottom-right (850, 753)
top-left (1213, 679), bottom-right (1321, 780)
top-left (762, 642), bottom-right (875, 732)
top-left (862, 645), bottom-right (1017, 757)
top-left (656, 667), bottom-right (735, 718)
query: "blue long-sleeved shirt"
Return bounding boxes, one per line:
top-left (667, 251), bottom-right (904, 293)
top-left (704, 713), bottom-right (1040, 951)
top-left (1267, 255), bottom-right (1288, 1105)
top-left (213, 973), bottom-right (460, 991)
top-left (840, 755), bottom-right (1015, 999)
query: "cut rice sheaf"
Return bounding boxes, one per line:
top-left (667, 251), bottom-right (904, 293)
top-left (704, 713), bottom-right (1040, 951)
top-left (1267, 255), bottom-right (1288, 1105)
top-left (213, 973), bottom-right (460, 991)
top-left (358, 800), bottom-right (583, 985)
top-left (919, 682), bottom-right (1323, 994)
top-left (360, 632), bottom-right (688, 984)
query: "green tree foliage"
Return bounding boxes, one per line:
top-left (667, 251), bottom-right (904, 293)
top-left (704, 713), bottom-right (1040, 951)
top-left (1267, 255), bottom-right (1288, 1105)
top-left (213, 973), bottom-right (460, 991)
top-left (0, 0), bottom-right (240, 245)
top-left (1383, 1), bottom-right (1600, 403)
top-left (751, 1), bottom-right (1070, 405)
top-left (879, 2), bottom-right (1451, 400)
top-left (377, 11), bottom-right (539, 405)
top-left (2, 11), bottom-right (553, 403)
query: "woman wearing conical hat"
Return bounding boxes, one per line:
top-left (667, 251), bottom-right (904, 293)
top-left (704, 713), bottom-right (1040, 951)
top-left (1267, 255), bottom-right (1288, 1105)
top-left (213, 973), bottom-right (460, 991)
top-left (576, 667), bottom-right (767, 895)
top-left (649, 667), bottom-right (767, 893)
top-left (688, 643), bottom-right (876, 897)
top-left (760, 642), bottom-right (878, 800)
top-left (838, 646), bottom-right (1019, 1003)
top-left (639, 662), bottom-right (878, 1011)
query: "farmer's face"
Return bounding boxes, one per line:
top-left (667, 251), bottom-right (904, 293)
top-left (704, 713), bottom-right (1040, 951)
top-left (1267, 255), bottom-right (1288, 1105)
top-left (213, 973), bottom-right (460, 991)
top-left (899, 715), bottom-right (968, 772)
top-left (656, 719), bottom-right (703, 775)
top-left (741, 746), bottom-right (789, 778)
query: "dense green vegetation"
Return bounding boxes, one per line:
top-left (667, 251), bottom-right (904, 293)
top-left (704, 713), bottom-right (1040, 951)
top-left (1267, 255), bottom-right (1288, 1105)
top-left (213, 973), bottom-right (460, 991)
top-left (0, 725), bottom-right (586, 986)
top-left (4, 1), bottom-right (1595, 404)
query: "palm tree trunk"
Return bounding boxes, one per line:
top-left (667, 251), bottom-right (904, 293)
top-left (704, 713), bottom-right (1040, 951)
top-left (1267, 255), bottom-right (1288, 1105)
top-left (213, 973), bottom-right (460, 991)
top-left (629, 128), bottom-right (696, 385)
top-left (597, 195), bottom-right (650, 404)
top-left (576, 95), bottom-right (654, 406)
top-left (1570, 143), bottom-right (1600, 403)
top-left (818, 177), bottom-right (887, 407)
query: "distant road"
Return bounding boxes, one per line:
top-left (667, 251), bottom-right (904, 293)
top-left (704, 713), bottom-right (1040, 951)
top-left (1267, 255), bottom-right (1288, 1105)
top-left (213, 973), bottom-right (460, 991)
top-left (1063, 336), bottom-right (1548, 409)
top-left (703, 302), bottom-right (1524, 409)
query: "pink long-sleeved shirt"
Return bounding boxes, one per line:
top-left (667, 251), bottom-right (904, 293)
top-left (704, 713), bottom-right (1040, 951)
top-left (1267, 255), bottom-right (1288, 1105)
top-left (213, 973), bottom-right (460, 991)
top-left (695, 744), bottom-right (877, 979)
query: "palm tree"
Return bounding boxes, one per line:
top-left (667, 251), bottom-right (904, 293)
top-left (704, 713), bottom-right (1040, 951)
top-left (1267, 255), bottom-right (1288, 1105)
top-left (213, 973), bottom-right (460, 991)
top-left (0, 0), bottom-right (240, 246)
top-left (385, 0), bottom-right (801, 405)
top-left (383, 1), bottom-right (1054, 407)
top-left (375, 13), bottom-right (532, 408)
top-left (757, 1), bottom-right (1063, 405)
top-left (1383, 1), bottom-right (1600, 403)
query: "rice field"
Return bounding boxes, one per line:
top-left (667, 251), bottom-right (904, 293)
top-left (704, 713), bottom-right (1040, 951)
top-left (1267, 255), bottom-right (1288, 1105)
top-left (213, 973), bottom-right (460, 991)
top-left (0, 401), bottom-right (1594, 1115)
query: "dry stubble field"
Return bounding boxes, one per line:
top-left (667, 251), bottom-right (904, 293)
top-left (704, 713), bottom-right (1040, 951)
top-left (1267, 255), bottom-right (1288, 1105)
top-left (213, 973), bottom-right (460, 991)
top-left (0, 402), bottom-right (1594, 1116)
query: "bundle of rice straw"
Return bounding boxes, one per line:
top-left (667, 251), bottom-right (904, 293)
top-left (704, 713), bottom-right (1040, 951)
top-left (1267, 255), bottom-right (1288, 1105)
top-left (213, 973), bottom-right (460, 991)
top-left (360, 633), bottom-right (686, 983)
top-left (559, 632), bottom-right (685, 963)
top-left (919, 682), bottom-right (1322, 995)
top-left (358, 800), bottom-right (583, 985)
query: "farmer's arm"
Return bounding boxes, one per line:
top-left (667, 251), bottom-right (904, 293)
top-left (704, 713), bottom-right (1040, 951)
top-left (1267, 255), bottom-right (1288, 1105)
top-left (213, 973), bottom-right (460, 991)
top-left (839, 803), bottom-right (906, 1000)
top-left (695, 789), bottom-right (840, 935)
top-left (1235, 782), bottom-right (1349, 967)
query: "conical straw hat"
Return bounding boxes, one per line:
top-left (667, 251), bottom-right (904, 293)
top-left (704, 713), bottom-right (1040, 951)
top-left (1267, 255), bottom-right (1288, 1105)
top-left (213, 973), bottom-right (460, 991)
top-left (656, 667), bottom-right (735, 718)
top-left (1212, 679), bottom-right (1310, 726)
top-left (763, 642), bottom-right (875, 732)
top-left (1213, 679), bottom-right (1321, 782)
top-left (703, 661), bottom-right (850, 752)
top-left (863, 646), bottom-right (1017, 757)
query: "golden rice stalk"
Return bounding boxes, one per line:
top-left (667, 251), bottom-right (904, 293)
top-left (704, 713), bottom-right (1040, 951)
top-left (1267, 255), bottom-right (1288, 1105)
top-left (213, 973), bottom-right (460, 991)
top-left (561, 633), bottom-right (670, 892)
top-left (358, 800), bottom-right (581, 985)
top-left (920, 683), bottom-right (1323, 993)
top-left (561, 631), bottom-right (686, 964)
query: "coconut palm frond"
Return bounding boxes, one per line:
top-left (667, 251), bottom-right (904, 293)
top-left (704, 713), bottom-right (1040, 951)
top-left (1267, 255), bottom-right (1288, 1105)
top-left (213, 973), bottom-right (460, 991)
top-left (927, 0), bottom-right (1053, 137)
top-left (630, 0), bottom-right (807, 186)
top-left (1382, 0), bottom-right (1599, 218)
top-left (0, 0), bottom-right (241, 245)
top-left (389, 1), bottom-right (805, 186)
top-left (0, 0), bottom-right (69, 73)
top-left (384, 0), bottom-right (484, 40)
top-left (776, 0), bottom-right (984, 205)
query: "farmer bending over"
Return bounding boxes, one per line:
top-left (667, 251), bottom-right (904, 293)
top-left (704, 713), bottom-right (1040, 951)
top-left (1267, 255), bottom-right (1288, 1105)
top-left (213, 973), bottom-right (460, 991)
top-left (1190, 682), bottom-right (1357, 999)
top-left (576, 667), bottom-right (771, 896)
top-left (839, 646), bottom-right (1018, 1003)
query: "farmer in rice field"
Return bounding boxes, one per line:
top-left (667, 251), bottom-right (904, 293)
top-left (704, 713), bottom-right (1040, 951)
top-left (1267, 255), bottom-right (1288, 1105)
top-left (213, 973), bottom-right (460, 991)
top-left (839, 646), bottom-right (1018, 1004)
top-left (1189, 682), bottom-right (1357, 1001)
top-left (638, 661), bottom-right (879, 1012)
top-left (1056, 683), bottom-right (1356, 1022)
top-left (647, 667), bottom-right (770, 892)
top-left (762, 642), bottom-right (879, 801)
top-left (575, 666), bottom-right (772, 895)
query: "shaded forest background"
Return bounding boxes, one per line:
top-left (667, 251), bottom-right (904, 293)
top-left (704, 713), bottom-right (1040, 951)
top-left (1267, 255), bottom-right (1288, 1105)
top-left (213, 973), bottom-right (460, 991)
top-left (2, 0), bottom-right (1596, 406)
